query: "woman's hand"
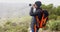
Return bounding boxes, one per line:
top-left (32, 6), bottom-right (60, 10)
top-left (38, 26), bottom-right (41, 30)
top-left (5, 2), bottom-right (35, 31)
top-left (32, 4), bottom-right (36, 8)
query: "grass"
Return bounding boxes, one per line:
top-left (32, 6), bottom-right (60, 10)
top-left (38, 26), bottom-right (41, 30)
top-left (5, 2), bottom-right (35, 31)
top-left (0, 16), bottom-right (60, 32)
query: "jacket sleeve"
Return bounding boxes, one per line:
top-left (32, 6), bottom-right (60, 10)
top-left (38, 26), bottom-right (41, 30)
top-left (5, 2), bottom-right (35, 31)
top-left (29, 7), bottom-right (39, 16)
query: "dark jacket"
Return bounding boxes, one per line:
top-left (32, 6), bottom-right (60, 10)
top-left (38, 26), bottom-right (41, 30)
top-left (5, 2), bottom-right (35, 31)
top-left (30, 7), bottom-right (49, 28)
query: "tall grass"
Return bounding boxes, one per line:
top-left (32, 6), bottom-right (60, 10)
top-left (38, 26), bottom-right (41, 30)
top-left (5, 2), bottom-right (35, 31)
top-left (0, 16), bottom-right (60, 32)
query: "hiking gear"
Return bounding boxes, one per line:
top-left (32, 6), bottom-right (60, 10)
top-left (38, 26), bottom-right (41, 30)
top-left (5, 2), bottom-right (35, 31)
top-left (36, 13), bottom-right (48, 28)
top-left (33, 10), bottom-right (48, 32)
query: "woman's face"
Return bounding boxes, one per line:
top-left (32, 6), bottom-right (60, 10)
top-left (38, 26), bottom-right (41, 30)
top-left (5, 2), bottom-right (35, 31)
top-left (34, 4), bottom-right (38, 8)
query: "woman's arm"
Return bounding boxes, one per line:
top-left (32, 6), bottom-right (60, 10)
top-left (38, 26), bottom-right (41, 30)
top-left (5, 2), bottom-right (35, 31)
top-left (30, 7), bottom-right (39, 16)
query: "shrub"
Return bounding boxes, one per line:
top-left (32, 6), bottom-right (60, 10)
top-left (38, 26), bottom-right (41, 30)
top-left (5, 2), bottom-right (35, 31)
top-left (47, 20), bottom-right (60, 31)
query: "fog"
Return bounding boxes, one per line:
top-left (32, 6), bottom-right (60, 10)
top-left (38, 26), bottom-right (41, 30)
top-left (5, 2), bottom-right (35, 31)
top-left (0, 3), bottom-right (30, 18)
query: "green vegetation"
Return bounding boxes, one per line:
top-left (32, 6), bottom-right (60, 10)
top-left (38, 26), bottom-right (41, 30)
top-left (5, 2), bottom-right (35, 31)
top-left (47, 20), bottom-right (60, 31)
top-left (41, 4), bottom-right (60, 20)
top-left (0, 16), bottom-right (31, 32)
top-left (41, 4), bottom-right (60, 31)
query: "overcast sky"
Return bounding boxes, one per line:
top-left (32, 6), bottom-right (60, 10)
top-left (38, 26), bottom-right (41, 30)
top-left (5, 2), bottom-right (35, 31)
top-left (0, 0), bottom-right (60, 6)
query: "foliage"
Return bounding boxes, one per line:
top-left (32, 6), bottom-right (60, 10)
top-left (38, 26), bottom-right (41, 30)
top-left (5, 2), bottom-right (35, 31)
top-left (0, 16), bottom-right (31, 32)
top-left (41, 4), bottom-right (60, 20)
top-left (47, 20), bottom-right (60, 31)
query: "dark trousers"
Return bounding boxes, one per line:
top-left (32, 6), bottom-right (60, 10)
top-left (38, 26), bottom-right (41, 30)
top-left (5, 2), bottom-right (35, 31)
top-left (31, 17), bottom-right (39, 32)
top-left (31, 27), bottom-right (39, 32)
